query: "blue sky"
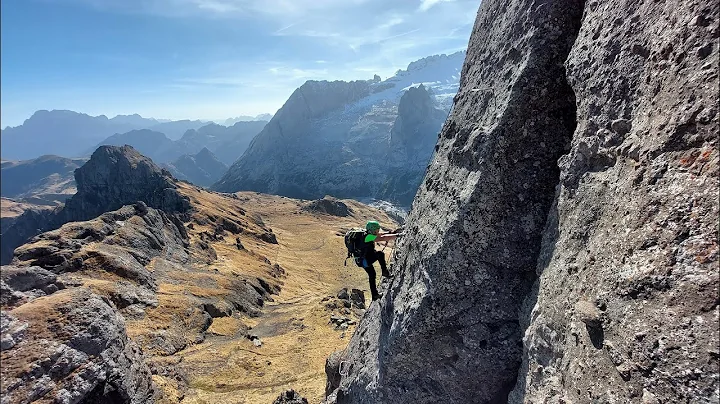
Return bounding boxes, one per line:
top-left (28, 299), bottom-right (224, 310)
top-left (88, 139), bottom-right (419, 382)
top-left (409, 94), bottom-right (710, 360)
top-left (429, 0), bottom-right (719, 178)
top-left (1, 0), bottom-right (479, 127)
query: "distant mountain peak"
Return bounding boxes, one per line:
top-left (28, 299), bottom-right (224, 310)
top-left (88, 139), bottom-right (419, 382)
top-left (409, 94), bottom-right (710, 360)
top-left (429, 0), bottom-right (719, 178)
top-left (213, 51), bottom-right (463, 205)
top-left (163, 146), bottom-right (227, 187)
top-left (223, 114), bottom-right (274, 126)
top-left (195, 147), bottom-right (215, 158)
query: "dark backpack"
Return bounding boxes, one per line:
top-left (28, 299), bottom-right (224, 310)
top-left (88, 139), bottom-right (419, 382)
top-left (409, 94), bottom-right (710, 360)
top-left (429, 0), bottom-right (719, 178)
top-left (344, 228), bottom-right (367, 266)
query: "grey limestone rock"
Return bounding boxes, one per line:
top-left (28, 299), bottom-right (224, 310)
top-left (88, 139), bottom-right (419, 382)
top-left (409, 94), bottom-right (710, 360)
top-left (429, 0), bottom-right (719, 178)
top-left (1, 145), bottom-right (190, 264)
top-left (0, 288), bottom-right (154, 404)
top-left (510, 0), bottom-right (720, 402)
top-left (331, 1), bottom-right (585, 402)
top-left (326, 0), bottom-right (718, 403)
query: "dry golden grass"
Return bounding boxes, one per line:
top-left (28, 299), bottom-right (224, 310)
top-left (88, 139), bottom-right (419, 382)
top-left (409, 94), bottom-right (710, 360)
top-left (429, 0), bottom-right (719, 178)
top-left (0, 197), bottom-right (53, 218)
top-left (1, 289), bottom-right (79, 381)
top-left (6, 182), bottom-right (399, 404)
top-left (167, 185), bottom-right (400, 404)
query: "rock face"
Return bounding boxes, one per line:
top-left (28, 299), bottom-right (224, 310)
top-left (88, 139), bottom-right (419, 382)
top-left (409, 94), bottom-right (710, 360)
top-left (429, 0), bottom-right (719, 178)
top-left (1, 284), bottom-right (154, 404)
top-left (0, 145), bottom-right (190, 264)
top-left (327, 0), bottom-right (718, 403)
top-left (164, 147), bottom-right (229, 187)
top-left (212, 53), bottom-right (463, 206)
top-left (510, 1), bottom-right (720, 402)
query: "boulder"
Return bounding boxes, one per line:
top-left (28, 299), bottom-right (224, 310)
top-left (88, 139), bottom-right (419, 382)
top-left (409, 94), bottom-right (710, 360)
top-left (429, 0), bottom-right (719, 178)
top-left (0, 287), bottom-right (154, 404)
top-left (273, 389), bottom-right (309, 404)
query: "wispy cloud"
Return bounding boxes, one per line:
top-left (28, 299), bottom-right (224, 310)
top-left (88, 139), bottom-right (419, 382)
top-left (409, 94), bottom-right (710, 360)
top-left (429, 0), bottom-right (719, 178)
top-left (419, 0), bottom-right (455, 12)
top-left (274, 21), bottom-right (301, 35)
top-left (4, 0), bottom-right (479, 126)
top-left (68, 0), bottom-right (373, 18)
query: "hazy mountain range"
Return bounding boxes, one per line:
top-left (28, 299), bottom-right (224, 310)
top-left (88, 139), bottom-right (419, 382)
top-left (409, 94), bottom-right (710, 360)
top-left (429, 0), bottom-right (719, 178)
top-left (162, 147), bottom-right (228, 187)
top-left (221, 114), bottom-right (274, 126)
top-left (88, 120), bottom-right (268, 165)
top-left (0, 111), bottom-right (271, 161)
top-left (2, 52), bottom-right (464, 206)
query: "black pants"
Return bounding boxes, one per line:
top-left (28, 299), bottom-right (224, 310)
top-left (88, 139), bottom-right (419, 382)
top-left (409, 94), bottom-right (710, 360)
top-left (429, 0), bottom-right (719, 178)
top-left (363, 250), bottom-right (389, 300)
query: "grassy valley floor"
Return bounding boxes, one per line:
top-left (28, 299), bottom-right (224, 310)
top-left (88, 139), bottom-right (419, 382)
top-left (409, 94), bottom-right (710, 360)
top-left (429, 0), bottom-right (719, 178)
top-left (155, 186), bottom-right (399, 403)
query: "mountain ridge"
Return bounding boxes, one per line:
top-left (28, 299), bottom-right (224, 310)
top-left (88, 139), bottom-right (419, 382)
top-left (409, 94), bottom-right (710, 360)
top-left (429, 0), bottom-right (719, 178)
top-left (1, 110), bottom-right (209, 160)
top-left (0, 110), bottom-right (269, 161)
top-left (163, 147), bottom-right (228, 187)
top-left (1, 154), bottom-right (86, 206)
top-left (213, 51), bottom-right (464, 205)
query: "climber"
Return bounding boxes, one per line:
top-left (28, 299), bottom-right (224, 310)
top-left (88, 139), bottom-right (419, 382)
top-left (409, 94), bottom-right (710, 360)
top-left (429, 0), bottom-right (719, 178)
top-left (360, 220), bottom-right (401, 301)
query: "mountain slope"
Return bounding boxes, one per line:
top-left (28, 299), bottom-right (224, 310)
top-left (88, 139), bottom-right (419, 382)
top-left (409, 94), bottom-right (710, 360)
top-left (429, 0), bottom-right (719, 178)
top-left (164, 147), bottom-right (228, 187)
top-left (1, 155), bottom-right (87, 205)
top-left (1, 143), bottom-right (399, 403)
top-left (89, 129), bottom-right (187, 163)
top-left (213, 52), bottom-right (463, 206)
top-left (180, 120), bottom-right (268, 165)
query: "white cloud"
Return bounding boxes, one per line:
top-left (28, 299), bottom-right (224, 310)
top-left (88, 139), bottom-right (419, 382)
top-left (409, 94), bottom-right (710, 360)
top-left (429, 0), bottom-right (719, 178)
top-left (419, 0), bottom-right (455, 12)
top-left (8, 0), bottom-right (479, 126)
top-left (190, 0), bottom-right (243, 12)
top-left (69, 0), bottom-right (374, 18)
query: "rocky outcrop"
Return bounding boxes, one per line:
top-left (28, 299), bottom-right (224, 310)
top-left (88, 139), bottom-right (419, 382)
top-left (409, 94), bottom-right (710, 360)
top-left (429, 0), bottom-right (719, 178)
top-left (68, 145), bottom-right (189, 216)
top-left (13, 202), bottom-right (189, 285)
top-left (164, 147), bottom-right (228, 187)
top-left (212, 53), bottom-right (464, 206)
top-left (0, 265), bottom-right (66, 308)
top-left (1, 145), bottom-right (190, 264)
top-left (273, 389), bottom-right (309, 404)
top-left (326, 0), bottom-right (718, 403)
top-left (380, 84), bottom-right (447, 204)
top-left (302, 196), bottom-right (353, 217)
top-left (1, 285), bottom-right (154, 404)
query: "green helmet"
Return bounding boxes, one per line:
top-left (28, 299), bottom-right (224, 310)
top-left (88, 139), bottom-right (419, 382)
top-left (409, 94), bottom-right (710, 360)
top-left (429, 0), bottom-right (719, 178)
top-left (366, 220), bottom-right (380, 231)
